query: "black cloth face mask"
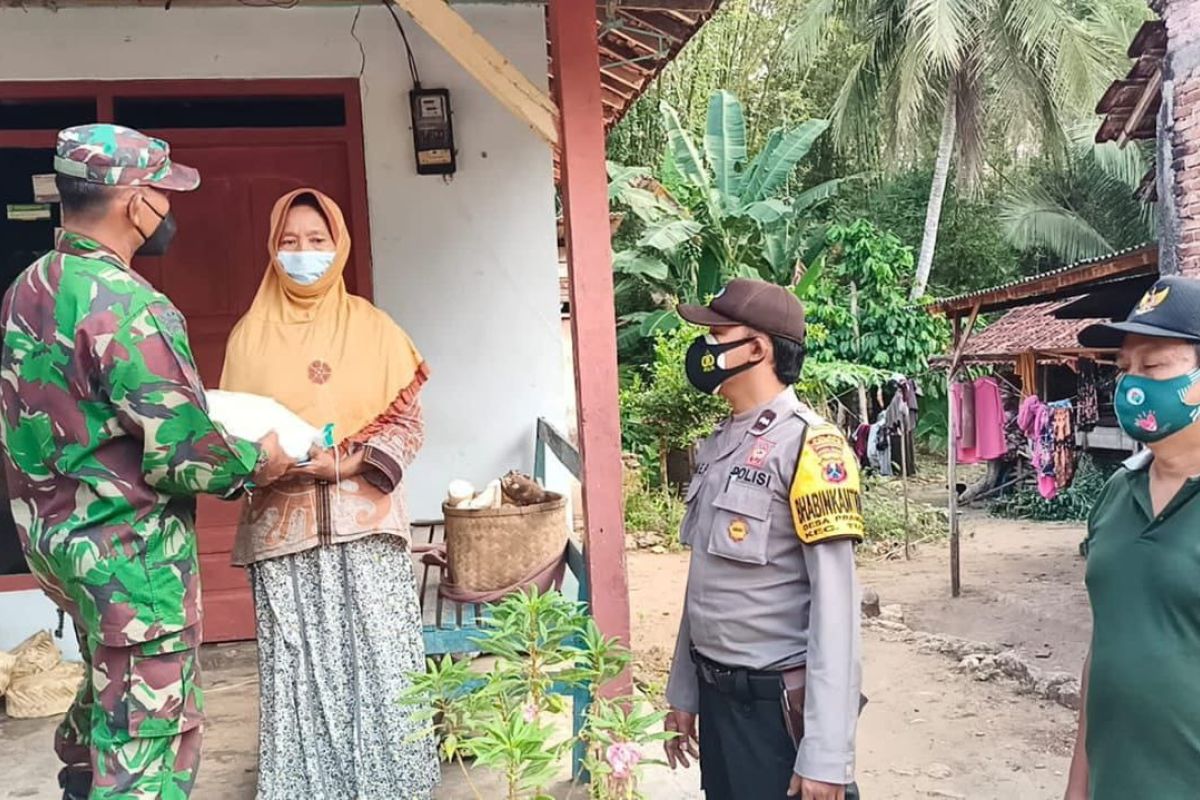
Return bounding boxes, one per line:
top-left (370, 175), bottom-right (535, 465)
top-left (134, 196), bottom-right (178, 258)
top-left (685, 334), bottom-right (763, 395)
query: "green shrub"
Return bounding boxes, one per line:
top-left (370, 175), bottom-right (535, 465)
top-left (623, 477), bottom-right (686, 550)
top-left (861, 476), bottom-right (947, 554)
top-left (988, 454), bottom-right (1114, 522)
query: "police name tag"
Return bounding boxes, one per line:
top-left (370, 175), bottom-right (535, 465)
top-left (789, 426), bottom-right (865, 545)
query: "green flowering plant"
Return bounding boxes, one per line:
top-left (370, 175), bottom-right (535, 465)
top-left (402, 588), bottom-right (673, 800)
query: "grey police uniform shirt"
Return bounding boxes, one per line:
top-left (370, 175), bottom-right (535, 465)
top-left (665, 388), bottom-right (863, 786)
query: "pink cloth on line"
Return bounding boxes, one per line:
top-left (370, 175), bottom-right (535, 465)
top-left (952, 377), bottom-right (1007, 464)
top-left (958, 381), bottom-right (976, 449)
top-left (1017, 394), bottom-right (1058, 500)
top-left (972, 377), bottom-right (1007, 461)
top-left (952, 381), bottom-right (979, 465)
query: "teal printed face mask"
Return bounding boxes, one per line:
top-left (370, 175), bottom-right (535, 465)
top-left (278, 251), bottom-right (336, 285)
top-left (1114, 370), bottom-right (1200, 443)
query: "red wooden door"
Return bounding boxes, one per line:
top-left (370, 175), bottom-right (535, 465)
top-left (134, 139), bottom-right (365, 642)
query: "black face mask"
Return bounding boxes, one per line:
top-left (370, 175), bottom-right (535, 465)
top-left (134, 197), bottom-right (177, 258)
top-left (685, 335), bottom-right (764, 395)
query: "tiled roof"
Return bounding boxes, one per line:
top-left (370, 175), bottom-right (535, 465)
top-left (957, 301), bottom-right (1109, 362)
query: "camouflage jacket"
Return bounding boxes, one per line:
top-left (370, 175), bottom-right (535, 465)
top-left (0, 231), bottom-right (259, 648)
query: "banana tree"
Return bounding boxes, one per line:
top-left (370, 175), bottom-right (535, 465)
top-left (610, 90), bottom-right (847, 349)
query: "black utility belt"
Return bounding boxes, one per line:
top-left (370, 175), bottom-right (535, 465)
top-left (690, 648), bottom-right (803, 702)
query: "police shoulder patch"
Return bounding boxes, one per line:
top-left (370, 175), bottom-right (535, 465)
top-left (789, 424), bottom-right (864, 545)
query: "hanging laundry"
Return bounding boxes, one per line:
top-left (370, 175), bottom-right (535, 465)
top-left (972, 377), bottom-right (1007, 462)
top-left (998, 377), bottom-right (1024, 457)
top-left (951, 381), bottom-right (978, 464)
top-left (884, 386), bottom-right (910, 432)
top-left (1050, 400), bottom-right (1077, 490)
top-left (953, 380), bottom-right (977, 449)
top-left (867, 419), bottom-right (893, 477)
top-left (1076, 359), bottom-right (1100, 431)
top-left (854, 423), bottom-right (871, 466)
top-left (1016, 351), bottom-right (1038, 398)
top-left (902, 378), bottom-right (921, 427)
top-left (1018, 395), bottom-right (1057, 500)
top-left (873, 378), bottom-right (918, 477)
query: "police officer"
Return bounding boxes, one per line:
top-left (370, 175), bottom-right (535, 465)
top-left (663, 278), bottom-right (862, 800)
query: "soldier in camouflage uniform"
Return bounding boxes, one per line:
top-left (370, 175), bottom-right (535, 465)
top-left (0, 124), bottom-right (293, 800)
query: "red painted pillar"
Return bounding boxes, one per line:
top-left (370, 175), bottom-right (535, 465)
top-left (548, 0), bottom-right (633, 667)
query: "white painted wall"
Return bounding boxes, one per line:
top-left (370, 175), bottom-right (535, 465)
top-left (0, 4), bottom-right (568, 629)
top-left (0, 591), bottom-right (81, 661)
top-left (0, 2), bottom-right (566, 513)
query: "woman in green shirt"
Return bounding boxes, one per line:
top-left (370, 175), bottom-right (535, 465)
top-left (1066, 276), bottom-right (1200, 800)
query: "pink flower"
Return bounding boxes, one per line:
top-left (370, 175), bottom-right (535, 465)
top-left (605, 742), bottom-right (642, 780)
top-left (523, 703), bottom-right (538, 723)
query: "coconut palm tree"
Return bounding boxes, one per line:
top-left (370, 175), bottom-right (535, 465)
top-left (791, 0), bottom-right (1148, 298)
top-left (609, 90), bottom-right (847, 348)
top-left (998, 122), bottom-right (1155, 264)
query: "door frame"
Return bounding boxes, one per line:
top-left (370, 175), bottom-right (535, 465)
top-left (0, 77), bottom-right (373, 593)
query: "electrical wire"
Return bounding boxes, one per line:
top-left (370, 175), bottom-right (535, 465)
top-left (382, 0), bottom-right (422, 88)
top-left (237, 0), bottom-right (300, 8)
top-left (351, 2), bottom-right (367, 80)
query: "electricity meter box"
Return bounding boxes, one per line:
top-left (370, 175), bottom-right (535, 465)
top-left (409, 88), bottom-right (456, 176)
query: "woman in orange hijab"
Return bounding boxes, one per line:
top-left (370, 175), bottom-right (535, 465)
top-left (221, 189), bottom-right (437, 799)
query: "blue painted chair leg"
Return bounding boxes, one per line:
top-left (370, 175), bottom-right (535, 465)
top-left (572, 683), bottom-right (592, 783)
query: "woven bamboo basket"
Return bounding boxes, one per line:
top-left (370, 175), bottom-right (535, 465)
top-left (442, 495), bottom-right (568, 594)
top-left (5, 662), bottom-right (84, 719)
top-left (11, 630), bottom-right (60, 681)
top-left (0, 650), bottom-right (15, 698)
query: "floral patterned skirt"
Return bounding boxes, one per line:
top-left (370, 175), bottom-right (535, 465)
top-left (250, 535), bottom-right (439, 800)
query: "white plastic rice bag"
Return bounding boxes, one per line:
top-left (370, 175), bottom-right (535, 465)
top-left (205, 390), bottom-right (331, 461)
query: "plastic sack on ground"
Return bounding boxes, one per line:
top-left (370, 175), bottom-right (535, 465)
top-left (206, 390), bottom-right (332, 460)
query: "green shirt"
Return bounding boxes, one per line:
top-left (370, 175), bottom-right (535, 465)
top-left (0, 231), bottom-right (259, 649)
top-left (1085, 450), bottom-right (1200, 800)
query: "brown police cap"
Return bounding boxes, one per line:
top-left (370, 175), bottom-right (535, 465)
top-left (677, 278), bottom-right (806, 344)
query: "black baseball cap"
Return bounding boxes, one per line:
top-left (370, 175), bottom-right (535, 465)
top-left (1079, 276), bottom-right (1200, 348)
top-left (677, 278), bottom-right (807, 344)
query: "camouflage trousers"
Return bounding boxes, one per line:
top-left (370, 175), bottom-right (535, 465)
top-left (54, 621), bottom-right (204, 800)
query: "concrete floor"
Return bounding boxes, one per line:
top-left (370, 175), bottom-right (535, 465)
top-left (0, 642), bottom-right (699, 800)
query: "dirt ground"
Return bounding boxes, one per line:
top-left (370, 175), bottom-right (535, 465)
top-left (0, 512), bottom-right (1090, 799)
top-left (630, 510), bottom-right (1090, 800)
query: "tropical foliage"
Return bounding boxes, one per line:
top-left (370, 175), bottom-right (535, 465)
top-left (789, 0), bottom-right (1149, 297)
top-left (803, 220), bottom-right (950, 376)
top-left (999, 124), bottom-right (1155, 263)
top-left (619, 324), bottom-right (727, 463)
top-left (620, 321), bottom-right (891, 489)
top-left (609, 0), bottom-right (1153, 298)
top-left (610, 90), bottom-right (845, 349)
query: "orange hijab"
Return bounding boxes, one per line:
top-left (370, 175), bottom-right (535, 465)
top-left (220, 188), bottom-right (425, 443)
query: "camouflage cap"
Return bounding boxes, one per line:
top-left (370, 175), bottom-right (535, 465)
top-left (54, 124), bottom-right (200, 191)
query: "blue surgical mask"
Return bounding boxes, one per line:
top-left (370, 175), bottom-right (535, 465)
top-left (1114, 370), bottom-right (1200, 443)
top-left (278, 251), bottom-right (336, 285)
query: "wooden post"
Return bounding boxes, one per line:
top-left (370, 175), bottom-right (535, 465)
top-left (947, 302), bottom-right (979, 597)
top-left (850, 282), bottom-right (869, 423)
top-left (948, 316), bottom-right (961, 597)
top-left (901, 425), bottom-right (911, 560)
top-left (548, 0), bottom-right (633, 684)
top-left (394, 0), bottom-right (560, 146)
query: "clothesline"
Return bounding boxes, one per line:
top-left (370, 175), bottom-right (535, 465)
top-left (954, 371), bottom-right (1116, 410)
